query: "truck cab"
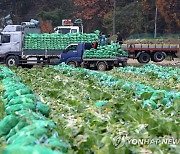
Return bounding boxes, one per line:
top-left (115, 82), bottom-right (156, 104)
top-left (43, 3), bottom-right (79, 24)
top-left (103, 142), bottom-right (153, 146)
top-left (0, 24), bottom-right (60, 67)
top-left (54, 19), bottom-right (83, 34)
top-left (54, 26), bottom-right (80, 34)
top-left (0, 31), bottom-right (22, 66)
top-left (0, 31), bottom-right (22, 51)
top-left (2, 25), bottom-right (22, 32)
top-left (60, 43), bottom-right (92, 66)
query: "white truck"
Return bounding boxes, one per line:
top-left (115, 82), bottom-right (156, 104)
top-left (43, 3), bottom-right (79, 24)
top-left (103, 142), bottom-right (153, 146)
top-left (54, 19), bottom-right (83, 34)
top-left (0, 24), bottom-right (63, 67)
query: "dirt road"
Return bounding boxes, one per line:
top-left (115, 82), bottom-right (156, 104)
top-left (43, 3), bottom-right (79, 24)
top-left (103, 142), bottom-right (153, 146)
top-left (127, 58), bottom-right (180, 67)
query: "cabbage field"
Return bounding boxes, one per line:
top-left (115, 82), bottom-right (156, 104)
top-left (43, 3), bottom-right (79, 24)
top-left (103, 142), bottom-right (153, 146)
top-left (0, 63), bottom-right (180, 154)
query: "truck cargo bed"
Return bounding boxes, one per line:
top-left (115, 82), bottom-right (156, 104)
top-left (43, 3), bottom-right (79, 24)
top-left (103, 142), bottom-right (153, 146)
top-left (122, 44), bottom-right (179, 50)
top-left (83, 56), bottom-right (127, 62)
top-left (23, 50), bottom-right (63, 56)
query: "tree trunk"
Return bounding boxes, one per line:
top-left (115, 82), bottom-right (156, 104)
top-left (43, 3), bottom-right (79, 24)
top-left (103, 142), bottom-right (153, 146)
top-left (113, 0), bottom-right (116, 35)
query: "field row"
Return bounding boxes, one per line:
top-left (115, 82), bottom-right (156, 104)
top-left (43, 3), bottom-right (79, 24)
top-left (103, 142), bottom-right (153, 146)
top-left (12, 64), bottom-right (180, 153)
top-left (0, 66), bottom-right (68, 154)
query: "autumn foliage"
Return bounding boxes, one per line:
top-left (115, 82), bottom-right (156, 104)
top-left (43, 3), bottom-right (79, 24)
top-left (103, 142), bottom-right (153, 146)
top-left (74, 0), bottom-right (112, 32)
top-left (74, 0), bottom-right (111, 19)
top-left (142, 0), bottom-right (180, 33)
top-left (156, 0), bottom-right (180, 32)
top-left (0, 0), bottom-right (179, 35)
top-left (39, 19), bottom-right (53, 33)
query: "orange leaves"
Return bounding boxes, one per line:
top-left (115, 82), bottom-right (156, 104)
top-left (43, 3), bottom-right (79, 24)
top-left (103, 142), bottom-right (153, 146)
top-left (39, 19), bottom-right (53, 33)
top-left (142, 0), bottom-right (179, 32)
top-left (156, 0), bottom-right (170, 23)
top-left (74, 0), bottom-right (97, 6)
top-left (74, 0), bottom-right (111, 20)
top-left (74, 0), bottom-right (112, 32)
top-left (156, 0), bottom-right (180, 31)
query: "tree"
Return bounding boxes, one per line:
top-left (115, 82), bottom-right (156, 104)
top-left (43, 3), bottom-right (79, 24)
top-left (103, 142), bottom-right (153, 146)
top-left (0, 0), bottom-right (74, 26)
top-left (74, 0), bottom-right (112, 32)
top-left (39, 19), bottom-right (53, 33)
top-left (156, 0), bottom-right (180, 33)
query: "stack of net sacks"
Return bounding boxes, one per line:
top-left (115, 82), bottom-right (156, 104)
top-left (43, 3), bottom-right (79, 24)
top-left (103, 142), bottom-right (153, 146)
top-left (51, 63), bottom-right (180, 109)
top-left (0, 66), bottom-right (69, 154)
top-left (24, 32), bottom-right (98, 50)
top-left (83, 43), bottom-right (127, 59)
top-left (118, 64), bottom-right (180, 80)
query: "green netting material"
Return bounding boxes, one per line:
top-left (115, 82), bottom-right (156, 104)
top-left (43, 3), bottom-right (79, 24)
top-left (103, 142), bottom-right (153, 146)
top-left (3, 145), bottom-right (59, 154)
top-left (0, 66), bottom-right (69, 153)
top-left (51, 63), bottom-right (180, 109)
top-left (36, 102), bottom-right (50, 117)
top-left (94, 101), bottom-right (109, 107)
top-left (118, 64), bottom-right (180, 80)
top-left (83, 42), bottom-right (127, 58)
top-left (0, 115), bottom-right (19, 136)
top-left (24, 32), bottom-right (98, 50)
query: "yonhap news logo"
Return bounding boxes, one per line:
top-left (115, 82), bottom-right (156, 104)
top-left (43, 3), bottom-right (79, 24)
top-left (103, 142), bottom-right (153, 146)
top-left (112, 135), bottom-right (180, 149)
top-left (113, 134), bottom-right (127, 148)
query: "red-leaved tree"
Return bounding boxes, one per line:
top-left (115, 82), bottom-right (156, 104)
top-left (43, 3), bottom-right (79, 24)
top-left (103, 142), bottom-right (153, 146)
top-left (156, 0), bottom-right (180, 32)
top-left (74, 0), bottom-right (112, 32)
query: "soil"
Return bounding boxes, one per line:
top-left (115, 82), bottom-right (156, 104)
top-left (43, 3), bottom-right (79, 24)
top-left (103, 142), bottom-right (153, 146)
top-left (127, 58), bottom-right (180, 67)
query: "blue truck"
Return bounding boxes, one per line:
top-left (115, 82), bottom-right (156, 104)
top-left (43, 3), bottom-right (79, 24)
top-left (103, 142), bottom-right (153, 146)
top-left (60, 43), bottom-right (128, 71)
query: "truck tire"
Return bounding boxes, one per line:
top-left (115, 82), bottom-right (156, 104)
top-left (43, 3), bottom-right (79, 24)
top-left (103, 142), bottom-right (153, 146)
top-left (122, 61), bottom-right (127, 67)
top-left (97, 62), bottom-right (107, 71)
top-left (152, 51), bottom-right (165, 62)
top-left (67, 61), bottom-right (76, 67)
top-left (6, 55), bottom-right (19, 67)
top-left (21, 64), bottom-right (33, 69)
top-left (137, 53), bottom-right (150, 63)
top-left (107, 66), bottom-right (113, 70)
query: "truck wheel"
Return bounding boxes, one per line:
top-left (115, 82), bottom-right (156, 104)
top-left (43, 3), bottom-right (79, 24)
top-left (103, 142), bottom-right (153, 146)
top-left (21, 65), bottom-right (33, 69)
top-left (6, 56), bottom-right (19, 67)
top-left (122, 61), bottom-right (127, 67)
top-left (97, 62), bottom-right (107, 71)
top-left (107, 66), bottom-right (113, 70)
top-left (67, 61), bottom-right (76, 67)
top-left (152, 52), bottom-right (165, 62)
top-left (137, 53), bottom-right (150, 63)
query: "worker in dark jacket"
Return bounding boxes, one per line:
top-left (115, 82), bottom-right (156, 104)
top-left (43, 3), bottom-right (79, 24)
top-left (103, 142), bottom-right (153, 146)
top-left (116, 32), bottom-right (123, 45)
top-left (106, 34), bottom-right (111, 45)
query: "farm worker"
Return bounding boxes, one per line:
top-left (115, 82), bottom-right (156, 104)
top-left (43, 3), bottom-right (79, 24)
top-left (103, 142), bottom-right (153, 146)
top-left (99, 32), bottom-right (106, 46)
top-left (106, 34), bottom-right (111, 45)
top-left (116, 32), bottom-right (123, 45)
top-left (93, 42), bottom-right (98, 49)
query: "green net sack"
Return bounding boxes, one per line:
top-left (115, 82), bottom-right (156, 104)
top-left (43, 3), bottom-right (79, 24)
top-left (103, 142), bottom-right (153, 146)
top-left (94, 101), bottom-right (109, 107)
top-left (3, 88), bottom-right (33, 102)
top-left (36, 102), bottom-right (49, 117)
top-left (7, 119), bottom-right (56, 143)
top-left (16, 110), bottom-right (46, 121)
top-left (0, 65), bottom-right (69, 153)
top-left (8, 136), bottom-right (38, 146)
top-left (51, 63), bottom-right (180, 108)
top-left (0, 115), bottom-right (19, 136)
top-left (6, 96), bottom-right (35, 107)
top-left (5, 121), bottom-right (29, 140)
top-left (3, 84), bottom-right (27, 95)
top-left (7, 127), bottom-right (48, 144)
top-left (2, 145), bottom-right (59, 154)
top-left (24, 32), bottom-right (99, 50)
top-left (5, 103), bottom-right (36, 115)
top-left (44, 137), bottom-right (70, 153)
top-left (118, 64), bottom-right (180, 81)
top-left (83, 42), bottom-right (127, 59)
